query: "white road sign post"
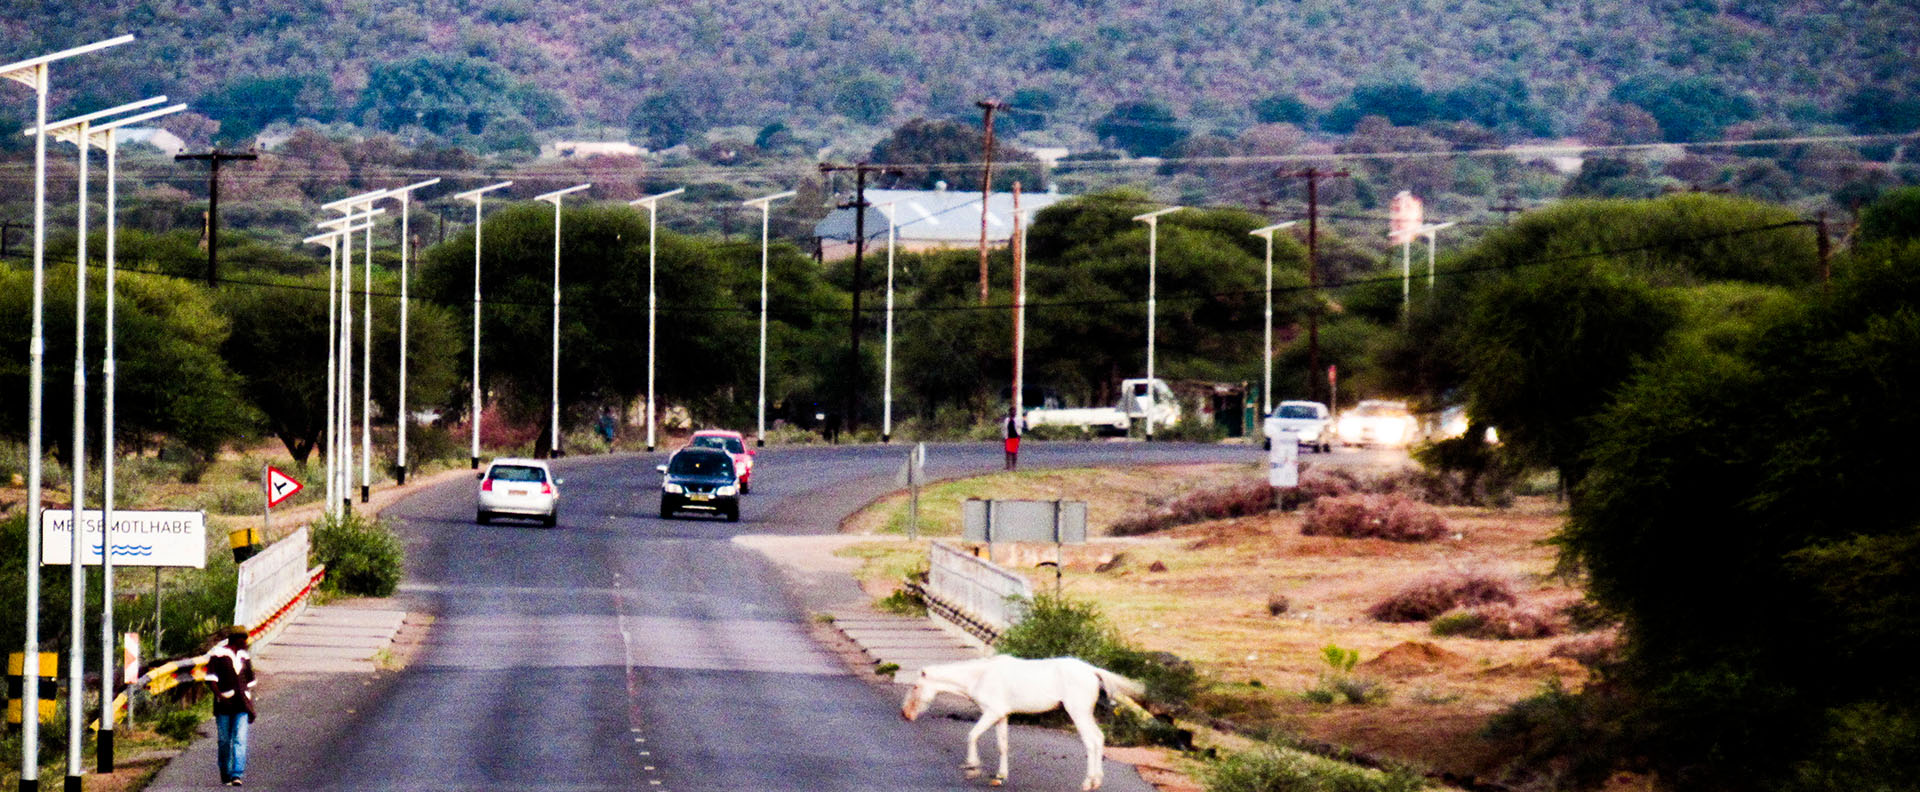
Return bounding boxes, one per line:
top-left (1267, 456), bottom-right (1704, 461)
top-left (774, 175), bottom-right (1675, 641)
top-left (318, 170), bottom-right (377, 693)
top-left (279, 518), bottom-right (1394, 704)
top-left (1269, 431), bottom-right (1299, 488)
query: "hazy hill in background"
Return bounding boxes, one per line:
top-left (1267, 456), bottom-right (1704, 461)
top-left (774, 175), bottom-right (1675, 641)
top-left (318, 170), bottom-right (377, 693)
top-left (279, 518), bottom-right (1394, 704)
top-left (7, 0), bottom-right (1918, 154)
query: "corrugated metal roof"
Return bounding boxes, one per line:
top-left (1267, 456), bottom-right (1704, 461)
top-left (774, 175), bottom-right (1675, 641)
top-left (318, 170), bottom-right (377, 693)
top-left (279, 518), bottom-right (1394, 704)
top-left (813, 187), bottom-right (1068, 243)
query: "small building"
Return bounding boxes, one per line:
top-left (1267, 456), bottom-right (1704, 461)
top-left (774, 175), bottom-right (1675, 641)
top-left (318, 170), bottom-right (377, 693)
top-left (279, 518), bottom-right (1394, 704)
top-left (812, 183), bottom-right (1069, 260)
top-left (118, 127), bottom-right (186, 157)
top-left (542, 140), bottom-right (645, 159)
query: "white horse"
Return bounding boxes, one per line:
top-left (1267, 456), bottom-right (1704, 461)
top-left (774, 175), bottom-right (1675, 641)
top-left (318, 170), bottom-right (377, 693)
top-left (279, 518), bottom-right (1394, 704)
top-left (900, 655), bottom-right (1147, 790)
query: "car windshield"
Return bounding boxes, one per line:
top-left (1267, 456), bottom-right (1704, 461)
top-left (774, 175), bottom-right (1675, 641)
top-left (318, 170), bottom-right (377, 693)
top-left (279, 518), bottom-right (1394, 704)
top-left (691, 435), bottom-right (745, 454)
top-left (1352, 402), bottom-right (1410, 418)
top-left (1276, 405), bottom-right (1320, 419)
top-left (669, 453), bottom-right (734, 476)
top-left (488, 465), bottom-right (547, 483)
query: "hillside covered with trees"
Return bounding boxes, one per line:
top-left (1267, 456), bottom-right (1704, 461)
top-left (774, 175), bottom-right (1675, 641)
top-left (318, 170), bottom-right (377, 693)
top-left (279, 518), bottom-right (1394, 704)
top-left (5, 0), bottom-right (1917, 157)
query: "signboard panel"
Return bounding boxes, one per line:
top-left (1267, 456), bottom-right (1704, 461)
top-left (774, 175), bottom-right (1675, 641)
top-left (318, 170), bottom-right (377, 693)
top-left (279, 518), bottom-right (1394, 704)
top-left (1269, 432), bottom-right (1300, 487)
top-left (962, 499), bottom-right (1088, 543)
top-left (265, 467), bottom-right (303, 507)
top-left (40, 509), bottom-right (207, 568)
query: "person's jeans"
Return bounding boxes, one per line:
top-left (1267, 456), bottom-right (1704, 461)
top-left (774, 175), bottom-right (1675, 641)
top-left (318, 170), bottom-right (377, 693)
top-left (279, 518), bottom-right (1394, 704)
top-left (215, 711), bottom-right (249, 782)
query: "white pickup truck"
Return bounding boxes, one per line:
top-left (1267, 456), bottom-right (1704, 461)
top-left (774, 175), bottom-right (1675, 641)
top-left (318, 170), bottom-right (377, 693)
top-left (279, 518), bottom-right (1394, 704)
top-left (1023, 378), bottom-right (1182, 435)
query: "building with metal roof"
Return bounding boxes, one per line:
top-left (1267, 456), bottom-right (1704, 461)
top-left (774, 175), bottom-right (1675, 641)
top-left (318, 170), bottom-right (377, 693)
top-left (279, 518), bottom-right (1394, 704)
top-left (812, 183), bottom-right (1068, 260)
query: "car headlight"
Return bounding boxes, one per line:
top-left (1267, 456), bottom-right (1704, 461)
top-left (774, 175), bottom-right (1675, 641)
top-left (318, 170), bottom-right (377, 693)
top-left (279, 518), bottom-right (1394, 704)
top-left (663, 483), bottom-right (685, 494)
top-left (716, 485), bottom-right (739, 496)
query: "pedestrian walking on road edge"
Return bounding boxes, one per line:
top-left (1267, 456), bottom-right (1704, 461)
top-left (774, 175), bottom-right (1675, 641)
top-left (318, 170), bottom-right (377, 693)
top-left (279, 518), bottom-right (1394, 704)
top-left (1002, 407), bottom-right (1024, 470)
top-left (209, 625), bottom-right (258, 786)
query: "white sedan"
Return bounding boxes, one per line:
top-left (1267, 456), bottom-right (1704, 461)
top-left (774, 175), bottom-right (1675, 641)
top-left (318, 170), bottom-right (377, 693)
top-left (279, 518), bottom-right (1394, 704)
top-left (1264, 400), bottom-right (1333, 452)
top-left (476, 457), bottom-right (560, 527)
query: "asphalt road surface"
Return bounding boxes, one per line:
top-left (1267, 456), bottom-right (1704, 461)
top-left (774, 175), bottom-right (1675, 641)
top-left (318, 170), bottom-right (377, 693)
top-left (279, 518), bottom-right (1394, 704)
top-left (151, 440), bottom-right (1400, 791)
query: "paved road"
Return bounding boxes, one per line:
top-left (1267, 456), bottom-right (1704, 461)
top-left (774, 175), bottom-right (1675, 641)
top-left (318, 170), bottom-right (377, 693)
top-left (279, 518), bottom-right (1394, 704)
top-left (155, 440), bottom-right (1398, 791)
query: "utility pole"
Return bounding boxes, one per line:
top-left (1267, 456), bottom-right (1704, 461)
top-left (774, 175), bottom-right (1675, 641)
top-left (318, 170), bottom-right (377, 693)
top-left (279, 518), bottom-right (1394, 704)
top-left (1816, 211), bottom-right (1831, 292)
top-left (174, 150), bottom-right (256, 286)
top-left (1492, 192), bottom-right (1524, 225)
top-left (1284, 167), bottom-right (1349, 405)
top-left (820, 162), bottom-right (876, 434)
top-left (976, 99), bottom-right (1003, 305)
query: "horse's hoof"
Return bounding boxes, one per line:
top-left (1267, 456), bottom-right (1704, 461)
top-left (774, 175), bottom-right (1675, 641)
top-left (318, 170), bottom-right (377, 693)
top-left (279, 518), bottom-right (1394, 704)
top-left (962, 767), bottom-right (982, 780)
top-left (989, 776), bottom-right (1005, 787)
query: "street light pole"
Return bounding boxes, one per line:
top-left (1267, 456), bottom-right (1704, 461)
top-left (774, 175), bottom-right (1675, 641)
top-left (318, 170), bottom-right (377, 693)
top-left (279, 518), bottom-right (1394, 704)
top-left (1248, 221), bottom-right (1299, 416)
top-left (318, 189), bottom-right (389, 511)
top-left (452, 181), bottom-right (513, 469)
top-left (1130, 206), bottom-right (1183, 441)
top-left (323, 189), bottom-right (389, 504)
top-left (882, 201), bottom-right (896, 443)
top-left (742, 190), bottom-right (795, 448)
top-left (2, 36), bottom-right (135, 786)
top-left (28, 94), bottom-right (168, 791)
top-left (380, 179), bottom-right (441, 485)
top-left (79, 100), bottom-right (183, 772)
top-left (310, 206), bottom-right (382, 518)
top-left (534, 184), bottom-right (591, 458)
top-left (629, 187), bottom-right (684, 453)
top-left (1422, 221), bottom-right (1457, 295)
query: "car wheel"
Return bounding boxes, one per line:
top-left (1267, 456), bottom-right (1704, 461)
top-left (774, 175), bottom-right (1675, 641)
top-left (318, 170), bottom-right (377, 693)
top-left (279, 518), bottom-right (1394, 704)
top-left (1263, 438), bottom-right (1272, 451)
top-left (659, 497), bottom-right (675, 519)
top-left (476, 510), bottom-right (491, 525)
top-left (542, 512), bottom-right (557, 528)
top-left (724, 503), bottom-right (740, 522)
top-left (741, 479), bottom-right (751, 494)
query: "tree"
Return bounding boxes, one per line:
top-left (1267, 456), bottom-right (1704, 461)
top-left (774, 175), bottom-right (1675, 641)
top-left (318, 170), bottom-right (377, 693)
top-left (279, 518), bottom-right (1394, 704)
top-left (1425, 194), bottom-right (1819, 489)
top-left (1435, 77), bottom-right (1551, 138)
top-left (1611, 75), bottom-right (1756, 143)
top-left (1578, 102), bottom-right (1664, 145)
top-left (1093, 101), bottom-right (1188, 158)
top-left (832, 72), bottom-right (896, 124)
top-left (867, 118), bottom-right (1041, 191)
top-left (219, 269), bottom-right (462, 463)
top-left (199, 73), bottom-right (332, 144)
top-left (1562, 158), bottom-right (1662, 199)
top-left (1836, 84), bottom-right (1920, 135)
top-left (0, 266), bottom-right (254, 465)
top-left (1250, 93), bottom-right (1314, 126)
top-left (355, 56), bottom-right (552, 146)
top-left (1557, 239), bottom-right (1920, 790)
top-left (1857, 186), bottom-right (1920, 244)
top-left (1322, 81), bottom-right (1437, 133)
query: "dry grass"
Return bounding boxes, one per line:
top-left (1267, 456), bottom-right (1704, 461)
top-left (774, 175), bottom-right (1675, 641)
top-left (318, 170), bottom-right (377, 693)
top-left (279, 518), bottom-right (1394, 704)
top-left (844, 467), bottom-right (1587, 782)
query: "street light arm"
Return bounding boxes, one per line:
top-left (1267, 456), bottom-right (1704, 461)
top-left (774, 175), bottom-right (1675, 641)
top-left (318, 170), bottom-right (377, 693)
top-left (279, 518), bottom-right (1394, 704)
top-left (24, 95), bottom-right (168, 137)
top-left (0, 35), bottom-right (135, 85)
top-left (534, 183), bottom-right (592, 203)
top-left (452, 180), bottom-right (514, 202)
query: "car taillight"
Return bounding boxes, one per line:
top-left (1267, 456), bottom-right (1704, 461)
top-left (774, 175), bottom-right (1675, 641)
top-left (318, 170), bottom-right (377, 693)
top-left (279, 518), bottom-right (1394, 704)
top-left (481, 479), bottom-right (493, 492)
top-left (540, 482), bottom-right (553, 495)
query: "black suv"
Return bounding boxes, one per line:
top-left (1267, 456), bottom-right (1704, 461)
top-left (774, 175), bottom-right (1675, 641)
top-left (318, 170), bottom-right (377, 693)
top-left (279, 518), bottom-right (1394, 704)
top-left (657, 447), bottom-right (741, 521)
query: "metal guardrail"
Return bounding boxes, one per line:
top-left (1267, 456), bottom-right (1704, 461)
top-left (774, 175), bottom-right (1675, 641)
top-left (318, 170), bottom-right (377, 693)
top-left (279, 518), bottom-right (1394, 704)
top-left (924, 541), bottom-right (1032, 642)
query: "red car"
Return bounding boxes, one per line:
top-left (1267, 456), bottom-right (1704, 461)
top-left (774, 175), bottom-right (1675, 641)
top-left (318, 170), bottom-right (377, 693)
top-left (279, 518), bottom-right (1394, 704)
top-left (686, 429), bottom-right (755, 493)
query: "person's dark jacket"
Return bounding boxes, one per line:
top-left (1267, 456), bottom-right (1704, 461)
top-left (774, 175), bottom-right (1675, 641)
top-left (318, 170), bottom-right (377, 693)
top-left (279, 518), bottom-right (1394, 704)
top-left (208, 640), bottom-right (257, 719)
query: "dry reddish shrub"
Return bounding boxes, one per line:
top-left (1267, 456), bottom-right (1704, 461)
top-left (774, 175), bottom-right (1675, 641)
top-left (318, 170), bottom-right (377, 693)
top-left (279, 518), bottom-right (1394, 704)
top-left (1549, 632), bottom-right (1622, 667)
top-left (1110, 480), bottom-right (1276, 536)
top-left (1276, 466), bottom-right (1362, 510)
top-left (1367, 571), bottom-right (1518, 622)
top-left (1300, 493), bottom-right (1449, 542)
top-left (1452, 603), bottom-right (1564, 640)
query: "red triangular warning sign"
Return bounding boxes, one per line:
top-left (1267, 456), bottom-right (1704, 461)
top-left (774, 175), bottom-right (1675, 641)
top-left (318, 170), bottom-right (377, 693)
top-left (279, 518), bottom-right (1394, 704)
top-left (266, 466), bottom-right (304, 508)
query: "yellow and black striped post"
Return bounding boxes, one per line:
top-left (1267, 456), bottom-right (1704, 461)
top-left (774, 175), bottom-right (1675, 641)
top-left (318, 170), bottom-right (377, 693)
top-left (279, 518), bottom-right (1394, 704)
top-left (6, 652), bottom-right (57, 726)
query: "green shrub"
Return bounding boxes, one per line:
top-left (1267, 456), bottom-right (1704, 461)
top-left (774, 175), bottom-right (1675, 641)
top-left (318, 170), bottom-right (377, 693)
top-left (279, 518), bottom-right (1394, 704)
top-left (1429, 610), bottom-right (1483, 637)
top-left (996, 593), bottom-right (1202, 707)
top-left (1302, 644), bottom-right (1389, 705)
top-left (1202, 742), bottom-right (1428, 792)
top-left (310, 512), bottom-right (405, 596)
top-left (877, 587), bottom-right (927, 616)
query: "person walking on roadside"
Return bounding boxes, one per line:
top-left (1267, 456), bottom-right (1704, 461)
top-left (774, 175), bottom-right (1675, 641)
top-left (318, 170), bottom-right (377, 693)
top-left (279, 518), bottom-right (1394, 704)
top-left (1002, 407), bottom-right (1024, 470)
top-left (208, 625), bottom-right (258, 786)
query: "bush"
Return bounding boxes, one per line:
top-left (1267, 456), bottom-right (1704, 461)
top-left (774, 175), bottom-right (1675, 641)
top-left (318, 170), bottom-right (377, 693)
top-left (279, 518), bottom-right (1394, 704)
top-left (996, 593), bottom-right (1201, 707)
top-left (1549, 633), bottom-right (1621, 668)
top-left (876, 587), bottom-right (927, 616)
top-left (1202, 742), bottom-right (1428, 792)
top-left (1428, 603), bottom-right (1563, 640)
top-left (1301, 494), bottom-right (1448, 542)
top-left (1301, 644), bottom-right (1390, 705)
top-left (310, 512), bottom-right (405, 596)
top-left (1276, 466), bottom-right (1363, 510)
top-left (1111, 480), bottom-right (1276, 536)
top-left (1367, 571), bottom-right (1517, 622)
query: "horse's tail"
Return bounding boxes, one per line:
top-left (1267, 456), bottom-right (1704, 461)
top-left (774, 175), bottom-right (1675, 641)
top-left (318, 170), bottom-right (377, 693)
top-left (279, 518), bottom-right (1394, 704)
top-left (1091, 666), bottom-right (1148, 710)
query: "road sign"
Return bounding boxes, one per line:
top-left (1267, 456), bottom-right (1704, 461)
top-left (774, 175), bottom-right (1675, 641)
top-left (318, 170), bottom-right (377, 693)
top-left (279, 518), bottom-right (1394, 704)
top-left (1269, 431), bottom-right (1299, 487)
top-left (40, 510), bottom-right (207, 568)
top-left (1389, 191), bottom-right (1424, 244)
top-left (962, 499), bottom-right (1088, 544)
top-left (266, 466), bottom-right (303, 507)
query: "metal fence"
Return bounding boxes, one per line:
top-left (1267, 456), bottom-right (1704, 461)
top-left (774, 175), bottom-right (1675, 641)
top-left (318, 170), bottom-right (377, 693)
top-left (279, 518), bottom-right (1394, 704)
top-left (924, 541), bottom-right (1033, 642)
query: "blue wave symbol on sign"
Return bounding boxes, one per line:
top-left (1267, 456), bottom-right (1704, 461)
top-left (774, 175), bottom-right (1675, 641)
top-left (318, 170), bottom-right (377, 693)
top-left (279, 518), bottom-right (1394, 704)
top-left (90, 543), bottom-right (156, 557)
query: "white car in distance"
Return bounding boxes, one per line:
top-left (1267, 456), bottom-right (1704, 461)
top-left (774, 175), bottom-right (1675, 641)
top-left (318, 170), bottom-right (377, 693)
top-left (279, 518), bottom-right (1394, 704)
top-left (476, 457), bottom-right (561, 527)
top-left (1264, 400), bottom-right (1333, 452)
top-left (1337, 400), bottom-right (1420, 448)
